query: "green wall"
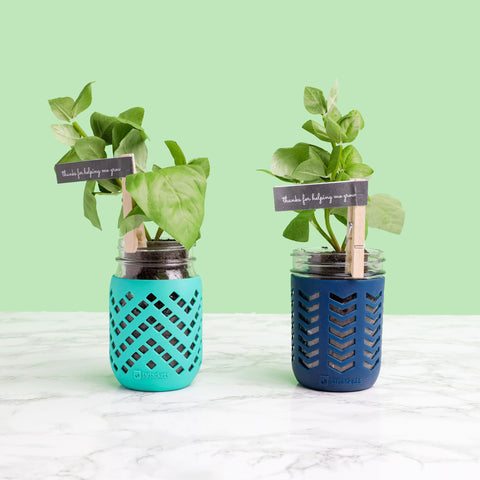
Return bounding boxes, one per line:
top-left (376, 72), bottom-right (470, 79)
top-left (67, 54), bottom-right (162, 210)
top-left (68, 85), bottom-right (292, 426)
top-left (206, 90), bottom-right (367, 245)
top-left (1, 0), bottom-right (479, 314)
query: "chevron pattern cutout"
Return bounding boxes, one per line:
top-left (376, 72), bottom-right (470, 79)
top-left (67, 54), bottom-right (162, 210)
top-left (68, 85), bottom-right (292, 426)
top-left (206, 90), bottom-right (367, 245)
top-left (299, 312), bottom-right (320, 325)
top-left (329, 337), bottom-right (355, 349)
top-left (299, 324), bottom-right (319, 336)
top-left (299, 290), bottom-right (320, 301)
top-left (328, 349), bottom-right (354, 361)
top-left (292, 274), bottom-right (385, 391)
top-left (290, 289), bottom-right (294, 362)
top-left (327, 292), bottom-right (357, 373)
top-left (329, 314), bottom-right (355, 327)
top-left (299, 346), bottom-right (320, 359)
top-left (330, 303), bottom-right (356, 316)
top-left (363, 290), bottom-right (382, 370)
top-left (294, 289), bottom-right (322, 369)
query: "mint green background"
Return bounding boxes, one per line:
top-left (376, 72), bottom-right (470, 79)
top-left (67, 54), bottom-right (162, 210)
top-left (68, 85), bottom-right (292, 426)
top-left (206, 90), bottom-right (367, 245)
top-left (1, 0), bottom-right (479, 314)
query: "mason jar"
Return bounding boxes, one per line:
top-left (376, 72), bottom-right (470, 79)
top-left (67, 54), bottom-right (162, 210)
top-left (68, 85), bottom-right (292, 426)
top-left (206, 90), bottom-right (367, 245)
top-left (291, 248), bottom-right (385, 392)
top-left (109, 239), bottom-right (202, 391)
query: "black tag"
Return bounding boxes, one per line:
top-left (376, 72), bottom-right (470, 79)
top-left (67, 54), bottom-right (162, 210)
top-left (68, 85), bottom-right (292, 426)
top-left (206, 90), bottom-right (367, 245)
top-left (273, 180), bottom-right (368, 211)
top-left (55, 155), bottom-right (135, 184)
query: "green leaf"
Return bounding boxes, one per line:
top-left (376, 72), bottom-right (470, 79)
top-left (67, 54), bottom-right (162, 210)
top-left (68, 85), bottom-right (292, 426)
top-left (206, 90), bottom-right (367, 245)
top-left (126, 166), bottom-right (207, 249)
top-left (56, 148), bottom-right (81, 165)
top-left (327, 80), bottom-right (339, 112)
top-left (257, 169), bottom-right (299, 184)
top-left (97, 178), bottom-right (121, 193)
top-left (90, 112), bottom-right (120, 145)
top-left (291, 150), bottom-right (327, 182)
top-left (345, 163), bottom-right (373, 178)
top-left (48, 97), bottom-right (74, 122)
top-left (152, 164), bottom-right (162, 172)
top-left (302, 120), bottom-right (331, 142)
top-left (339, 110), bottom-right (364, 143)
top-left (309, 145), bottom-right (330, 166)
top-left (91, 107), bottom-right (146, 146)
top-left (325, 115), bottom-right (347, 143)
top-left (342, 145), bottom-right (362, 167)
top-left (83, 180), bottom-right (101, 230)
top-left (327, 145), bottom-right (343, 176)
top-left (118, 107), bottom-right (144, 129)
top-left (74, 136), bottom-right (107, 161)
top-left (112, 122), bottom-right (134, 152)
top-left (165, 140), bottom-right (186, 165)
top-left (366, 194), bottom-right (405, 234)
top-left (328, 105), bottom-right (342, 122)
top-left (51, 124), bottom-right (81, 146)
top-left (271, 143), bottom-right (311, 178)
top-left (118, 206), bottom-right (124, 228)
top-left (188, 157), bottom-right (210, 178)
top-left (97, 182), bottom-right (111, 193)
top-left (118, 205), bottom-right (148, 236)
top-left (283, 210), bottom-right (313, 242)
top-left (72, 82), bottom-right (94, 117)
top-left (114, 129), bottom-right (147, 172)
top-left (335, 171), bottom-right (351, 181)
top-left (331, 206), bottom-right (348, 226)
top-left (304, 87), bottom-right (327, 115)
top-left (331, 206), bottom-right (347, 217)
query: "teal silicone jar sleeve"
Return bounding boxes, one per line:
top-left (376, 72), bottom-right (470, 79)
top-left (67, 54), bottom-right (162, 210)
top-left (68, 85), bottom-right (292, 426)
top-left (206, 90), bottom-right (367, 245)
top-left (109, 275), bottom-right (202, 391)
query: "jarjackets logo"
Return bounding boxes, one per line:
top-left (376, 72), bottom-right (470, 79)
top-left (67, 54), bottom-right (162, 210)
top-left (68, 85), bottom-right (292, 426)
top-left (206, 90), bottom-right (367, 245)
top-left (330, 377), bottom-right (361, 385)
top-left (134, 371), bottom-right (168, 380)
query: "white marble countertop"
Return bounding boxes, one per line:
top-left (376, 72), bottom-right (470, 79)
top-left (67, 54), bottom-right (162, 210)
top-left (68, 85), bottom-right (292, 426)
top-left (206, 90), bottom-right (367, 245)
top-left (1, 313), bottom-right (479, 479)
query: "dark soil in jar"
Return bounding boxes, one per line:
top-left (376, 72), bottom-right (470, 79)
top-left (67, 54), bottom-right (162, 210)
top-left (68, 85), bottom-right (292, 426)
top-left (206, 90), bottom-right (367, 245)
top-left (306, 250), bottom-right (370, 278)
top-left (122, 240), bottom-right (191, 280)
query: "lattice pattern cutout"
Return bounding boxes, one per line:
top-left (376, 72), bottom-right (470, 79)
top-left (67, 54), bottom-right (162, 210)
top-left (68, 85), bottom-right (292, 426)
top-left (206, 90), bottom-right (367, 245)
top-left (109, 286), bottom-right (202, 378)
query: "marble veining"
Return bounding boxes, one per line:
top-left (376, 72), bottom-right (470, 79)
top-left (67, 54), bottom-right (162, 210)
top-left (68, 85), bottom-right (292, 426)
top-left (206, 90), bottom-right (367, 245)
top-left (1, 313), bottom-right (479, 479)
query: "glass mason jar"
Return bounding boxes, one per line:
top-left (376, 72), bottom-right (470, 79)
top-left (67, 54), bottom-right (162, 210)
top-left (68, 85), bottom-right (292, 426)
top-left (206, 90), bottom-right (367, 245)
top-left (291, 247), bottom-right (385, 279)
top-left (290, 248), bottom-right (385, 392)
top-left (115, 239), bottom-right (198, 280)
top-left (109, 239), bottom-right (202, 392)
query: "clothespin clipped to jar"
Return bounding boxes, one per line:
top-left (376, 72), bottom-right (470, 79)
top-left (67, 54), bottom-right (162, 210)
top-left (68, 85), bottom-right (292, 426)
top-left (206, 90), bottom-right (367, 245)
top-left (344, 179), bottom-right (367, 278)
top-left (120, 154), bottom-right (147, 254)
top-left (273, 178), bottom-right (369, 279)
top-left (54, 153), bottom-right (146, 253)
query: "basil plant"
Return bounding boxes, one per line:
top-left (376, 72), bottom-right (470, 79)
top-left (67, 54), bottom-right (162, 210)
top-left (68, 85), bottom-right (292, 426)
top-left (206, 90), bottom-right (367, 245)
top-left (260, 82), bottom-right (405, 251)
top-left (49, 82), bottom-right (209, 250)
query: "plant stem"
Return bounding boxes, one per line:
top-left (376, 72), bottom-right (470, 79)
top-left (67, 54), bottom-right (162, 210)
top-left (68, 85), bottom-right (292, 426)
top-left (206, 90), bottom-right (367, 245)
top-left (72, 121), bottom-right (87, 138)
top-left (154, 227), bottom-right (163, 241)
top-left (324, 209), bottom-right (341, 252)
top-left (341, 235), bottom-right (347, 252)
top-left (311, 213), bottom-right (338, 251)
top-left (144, 226), bottom-right (152, 241)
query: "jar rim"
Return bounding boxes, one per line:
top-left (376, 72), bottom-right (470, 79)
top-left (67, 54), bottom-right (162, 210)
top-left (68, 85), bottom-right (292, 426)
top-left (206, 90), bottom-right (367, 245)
top-left (292, 247), bottom-right (384, 256)
top-left (117, 237), bottom-right (191, 251)
top-left (291, 246), bottom-right (385, 278)
top-left (116, 237), bottom-right (196, 265)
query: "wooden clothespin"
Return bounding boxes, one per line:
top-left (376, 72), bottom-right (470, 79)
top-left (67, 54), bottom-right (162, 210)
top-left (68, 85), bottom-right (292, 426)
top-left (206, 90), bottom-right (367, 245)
top-left (121, 154), bottom-right (147, 253)
top-left (345, 179), bottom-right (366, 278)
